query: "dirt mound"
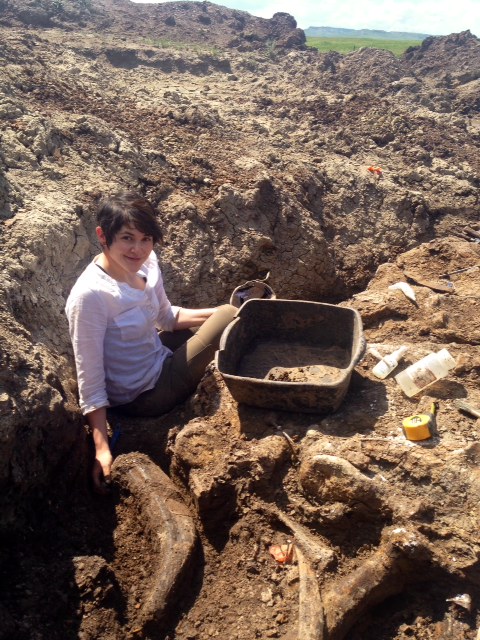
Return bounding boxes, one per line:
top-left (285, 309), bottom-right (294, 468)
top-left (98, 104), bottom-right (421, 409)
top-left (1, 1), bottom-right (480, 638)
top-left (0, 0), bottom-right (305, 51)
top-left (332, 47), bottom-right (405, 89)
top-left (405, 30), bottom-right (480, 87)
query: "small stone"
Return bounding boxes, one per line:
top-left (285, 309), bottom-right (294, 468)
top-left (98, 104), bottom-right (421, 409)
top-left (260, 587), bottom-right (273, 603)
top-left (431, 311), bottom-right (448, 328)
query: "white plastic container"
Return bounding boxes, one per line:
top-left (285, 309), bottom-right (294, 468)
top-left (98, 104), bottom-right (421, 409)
top-left (395, 349), bottom-right (456, 397)
top-left (372, 346), bottom-right (408, 379)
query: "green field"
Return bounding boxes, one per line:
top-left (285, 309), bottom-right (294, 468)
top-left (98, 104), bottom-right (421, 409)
top-left (306, 36), bottom-right (423, 56)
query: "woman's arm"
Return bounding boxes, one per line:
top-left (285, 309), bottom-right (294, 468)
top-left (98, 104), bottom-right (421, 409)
top-left (66, 290), bottom-right (110, 414)
top-left (174, 307), bottom-right (218, 329)
top-left (66, 289), bottom-right (112, 492)
top-left (87, 407), bottom-right (113, 493)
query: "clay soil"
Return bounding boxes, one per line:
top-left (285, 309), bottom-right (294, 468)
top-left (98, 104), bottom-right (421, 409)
top-left (1, 2), bottom-right (480, 639)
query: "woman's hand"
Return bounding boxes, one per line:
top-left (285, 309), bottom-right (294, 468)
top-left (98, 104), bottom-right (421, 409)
top-left (87, 407), bottom-right (113, 494)
top-left (93, 447), bottom-right (113, 494)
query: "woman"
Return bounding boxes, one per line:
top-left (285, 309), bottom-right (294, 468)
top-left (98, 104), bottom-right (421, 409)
top-left (66, 193), bottom-right (237, 492)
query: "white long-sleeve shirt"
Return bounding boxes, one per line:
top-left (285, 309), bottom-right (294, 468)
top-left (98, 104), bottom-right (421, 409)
top-left (65, 251), bottom-right (180, 414)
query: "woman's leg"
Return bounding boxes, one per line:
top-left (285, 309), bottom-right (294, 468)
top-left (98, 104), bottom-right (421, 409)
top-left (159, 328), bottom-right (195, 352)
top-left (120, 304), bottom-right (237, 417)
top-left (170, 304), bottom-right (237, 388)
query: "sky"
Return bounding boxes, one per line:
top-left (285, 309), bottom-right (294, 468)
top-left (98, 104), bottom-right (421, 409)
top-left (131, 0), bottom-right (480, 37)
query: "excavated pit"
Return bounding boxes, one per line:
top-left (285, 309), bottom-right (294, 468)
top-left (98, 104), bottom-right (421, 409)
top-left (35, 239), bottom-right (480, 639)
top-left (1, 239), bottom-right (480, 640)
top-left (1, 2), bottom-right (480, 639)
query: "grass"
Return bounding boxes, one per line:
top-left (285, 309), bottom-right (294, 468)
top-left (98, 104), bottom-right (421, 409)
top-left (143, 36), bottom-right (421, 58)
top-left (306, 36), bottom-right (423, 56)
top-left (145, 38), bottom-right (221, 56)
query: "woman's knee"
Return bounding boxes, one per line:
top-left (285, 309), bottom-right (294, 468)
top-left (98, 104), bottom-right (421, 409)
top-left (215, 303), bottom-right (238, 324)
top-left (218, 304), bottom-right (237, 313)
top-left (210, 304), bottom-right (237, 335)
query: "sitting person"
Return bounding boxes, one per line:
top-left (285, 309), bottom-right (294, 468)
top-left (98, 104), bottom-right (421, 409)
top-left (66, 192), bottom-right (237, 492)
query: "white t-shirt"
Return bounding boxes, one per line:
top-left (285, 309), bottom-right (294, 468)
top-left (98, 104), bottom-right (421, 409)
top-left (65, 251), bottom-right (180, 415)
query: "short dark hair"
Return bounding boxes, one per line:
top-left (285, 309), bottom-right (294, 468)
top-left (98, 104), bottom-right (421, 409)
top-left (97, 192), bottom-right (163, 247)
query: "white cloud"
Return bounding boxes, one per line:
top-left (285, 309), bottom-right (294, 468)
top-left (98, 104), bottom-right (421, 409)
top-left (129, 0), bottom-right (480, 37)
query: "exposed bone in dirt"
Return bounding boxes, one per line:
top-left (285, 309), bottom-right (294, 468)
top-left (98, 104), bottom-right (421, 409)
top-left (299, 452), bottom-right (387, 510)
top-left (323, 527), bottom-right (433, 640)
top-left (112, 454), bottom-right (197, 637)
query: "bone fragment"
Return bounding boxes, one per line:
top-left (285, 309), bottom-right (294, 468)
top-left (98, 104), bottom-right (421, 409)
top-left (388, 281), bottom-right (417, 303)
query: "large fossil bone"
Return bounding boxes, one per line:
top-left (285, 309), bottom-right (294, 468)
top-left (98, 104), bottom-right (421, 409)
top-left (299, 453), bottom-right (385, 509)
top-left (323, 527), bottom-right (432, 640)
top-left (112, 453), bottom-right (197, 636)
top-left (296, 546), bottom-right (326, 640)
top-left (265, 451), bottom-right (435, 640)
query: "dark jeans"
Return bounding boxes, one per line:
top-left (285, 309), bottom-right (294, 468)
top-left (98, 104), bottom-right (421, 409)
top-left (118, 304), bottom-right (237, 417)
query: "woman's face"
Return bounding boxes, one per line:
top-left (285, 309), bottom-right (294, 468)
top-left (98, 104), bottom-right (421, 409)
top-left (98, 224), bottom-right (154, 273)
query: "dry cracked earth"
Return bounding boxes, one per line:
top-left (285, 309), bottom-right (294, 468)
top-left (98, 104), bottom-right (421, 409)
top-left (0, 1), bottom-right (480, 639)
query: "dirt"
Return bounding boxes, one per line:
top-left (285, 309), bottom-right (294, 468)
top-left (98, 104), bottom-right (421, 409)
top-left (266, 363), bottom-right (346, 384)
top-left (0, 0), bottom-right (306, 51)
top-left (0, 1), bottom-right (480, 639)
top-left (240, 343), bottom-right (350, 383)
